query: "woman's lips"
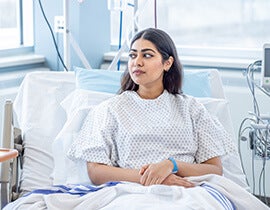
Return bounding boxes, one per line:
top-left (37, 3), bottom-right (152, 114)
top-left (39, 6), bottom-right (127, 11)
top-left (133, 69), bottom-right (145, 75)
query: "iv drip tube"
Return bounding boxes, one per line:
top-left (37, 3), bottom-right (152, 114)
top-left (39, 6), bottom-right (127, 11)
top-left (117, 8), bottom-right (123, 70)
top-left (108, 0), bottom-right (150, 71)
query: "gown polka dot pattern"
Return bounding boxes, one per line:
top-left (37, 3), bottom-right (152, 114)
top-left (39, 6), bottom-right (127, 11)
top-left (67, 90), bottom-right (234, 169)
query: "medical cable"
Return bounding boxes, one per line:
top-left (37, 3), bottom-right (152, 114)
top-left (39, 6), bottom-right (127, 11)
top-left (258, 156), bottom-right (267, 204)
top-left (239, 60), bottom-right (270, 204)
top-left (37, 0), bottom-right (69, 72)
top-left (251, 124), bottom-right (257, 195)
top-left (107, 0), bottom-right (149, 71)
top-left (248, 61), bottom-right (269, 203)
top-left (245, 61), bottom-right (261, 120)
top-left (246, 61), bottom-right (270, 159)
top-left (56, 33), bottom-right (60, 70)
top-left (238, 117), bottom-right (257, 188)
top-left (238, 121), bottom-right (256, 195)
top-left (260, 124), bottom-right (269, 205)
top-left (253, 123), bottom-right (269, 205)
top-left (252, 150), bottom-right (256, 194)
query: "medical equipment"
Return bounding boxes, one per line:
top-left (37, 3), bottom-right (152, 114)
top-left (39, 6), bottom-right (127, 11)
top-left (38, 0), bottom-right (92, 71)
top-left (107, 0), bottom-right (128, 11)
top-left (107, 0), bottom-right (155, 71)
top-left (238, 59), bottom-right (270, 206)
top-left (261, 44), bottom-right (270, 91)
top-left (108, 0), bottom-right (128, 70)
top-left (241, 59), bottom-right (270, 160)
top-left (59, 0), bottom-right (92, 71)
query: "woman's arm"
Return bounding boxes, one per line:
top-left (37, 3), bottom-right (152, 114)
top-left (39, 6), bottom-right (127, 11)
top-left (140, 156), bottom-right (222, 186)
top-left (176, 156), bottom-right (222, 177)
top-left (87, 162), bottom-right (142, 185)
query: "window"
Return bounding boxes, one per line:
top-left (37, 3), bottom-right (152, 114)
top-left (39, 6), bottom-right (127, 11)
top-left (0, 0), bottom-right (33, 50)
top-left (110, 0), bottom-right (270, 60)
top-left (109, 0), bottom-right (136, 50)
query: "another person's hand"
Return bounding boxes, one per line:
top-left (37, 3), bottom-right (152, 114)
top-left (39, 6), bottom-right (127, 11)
top-left (139, 160), bottom-right (173, 186)
top-left (162, 174), bottom-right (194, 187)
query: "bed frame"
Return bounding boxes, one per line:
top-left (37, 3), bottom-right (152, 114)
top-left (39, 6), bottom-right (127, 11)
top-left (2, 69), bottom-right (265, 209)
top-left (1, 100), bottom-right (22, 208)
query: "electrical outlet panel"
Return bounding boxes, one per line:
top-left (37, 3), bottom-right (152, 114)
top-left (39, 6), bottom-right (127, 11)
top-left (54, 16), bottom-right (65, 33)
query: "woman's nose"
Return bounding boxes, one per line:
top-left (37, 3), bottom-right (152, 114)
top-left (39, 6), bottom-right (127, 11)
top-left (134, 55), bottom-right (143, 66)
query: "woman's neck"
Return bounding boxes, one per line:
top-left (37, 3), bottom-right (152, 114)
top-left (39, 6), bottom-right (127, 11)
top-left (136, 87), bottom-right (164, 99)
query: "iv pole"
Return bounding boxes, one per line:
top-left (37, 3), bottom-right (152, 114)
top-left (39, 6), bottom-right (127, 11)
top-left (63, 0), bottom-right (70, 70)
top-left (62, 0), bottom-right (92, 71)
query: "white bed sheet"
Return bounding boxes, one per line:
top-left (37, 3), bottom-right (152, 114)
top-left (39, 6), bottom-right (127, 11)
top-left (3, 174), bottom-right (269, 210)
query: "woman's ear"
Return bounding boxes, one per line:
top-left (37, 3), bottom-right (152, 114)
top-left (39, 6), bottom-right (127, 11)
top-left (164, 56), bottom-right (174, 71)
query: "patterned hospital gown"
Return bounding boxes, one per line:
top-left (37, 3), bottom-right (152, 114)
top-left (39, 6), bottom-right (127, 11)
top-left (67, 90), bottom-right (231, 169)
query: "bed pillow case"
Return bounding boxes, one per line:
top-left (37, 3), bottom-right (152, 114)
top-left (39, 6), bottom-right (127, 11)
top-left (52, 89), bottom-right (115, 185)
top-left (13, 71), bottom-right (75, 193)
top-left (74, 67), bottom-right (212, 97)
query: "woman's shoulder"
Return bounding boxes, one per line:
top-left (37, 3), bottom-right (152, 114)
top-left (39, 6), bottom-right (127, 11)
top-left (94, 91), bottom-right (133, 109)
top-left (172, 93), bottom-right (206, 114)
top-left (174, 93), bottom-right (202, 105)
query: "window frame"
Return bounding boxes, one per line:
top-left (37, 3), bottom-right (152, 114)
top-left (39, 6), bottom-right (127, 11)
top-left (109, 1), bottom-right (264, 69)
top-left (0, 0), bottom-right (34, 55)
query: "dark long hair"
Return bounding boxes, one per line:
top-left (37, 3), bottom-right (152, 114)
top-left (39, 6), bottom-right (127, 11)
top-left (119, 28), bottom-right (183, 95)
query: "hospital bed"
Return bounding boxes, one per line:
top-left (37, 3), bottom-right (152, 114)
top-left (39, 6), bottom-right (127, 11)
top-left (1, 68), bottom-right (269, 209)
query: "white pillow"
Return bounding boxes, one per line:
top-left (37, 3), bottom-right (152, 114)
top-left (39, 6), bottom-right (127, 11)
top-left (196, 97), bottom-right (249, 190)
top-left (196, 97), bottom-right (234, 136)
top-left (52, 106), bottom-right (94, 185)
top-left (52, 89), bottom-right (114, 185)
top-left (60, 89), bottom-right (114, 119)
top-left (13, 71), bottom-right (75, 192)
top-left (52, 91), bottom-right (248, 190)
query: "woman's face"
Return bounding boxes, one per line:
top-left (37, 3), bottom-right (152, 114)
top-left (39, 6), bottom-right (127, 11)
top-left (128, 38), bottom-right (171, 91)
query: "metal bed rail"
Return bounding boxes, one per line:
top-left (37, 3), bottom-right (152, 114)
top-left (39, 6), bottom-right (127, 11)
top-left (1, 100), bottom-right (22, 209)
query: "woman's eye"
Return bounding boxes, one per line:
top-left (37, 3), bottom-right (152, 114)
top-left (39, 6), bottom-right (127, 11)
top-left (144, 53), bottom-right (153, 58)
top-left (128, 53), bottom-right (136, 59)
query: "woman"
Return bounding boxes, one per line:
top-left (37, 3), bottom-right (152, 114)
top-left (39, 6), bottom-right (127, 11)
top-left (68, 28), bottom-right (229, 187)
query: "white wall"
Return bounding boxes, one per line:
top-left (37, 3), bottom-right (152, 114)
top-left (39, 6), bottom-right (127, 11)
top-left (221, 70), bottom-right (270, 197)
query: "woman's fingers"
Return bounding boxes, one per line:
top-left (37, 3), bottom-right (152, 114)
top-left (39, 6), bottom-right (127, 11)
top-left (140, 169), bottom-right (194, 187)
top-left (176, 177), bottom-right (195, 188)
top-left (139, 161), bottom-right (173, 186)
top-left (162, 174), bottom-right (195, 187)
top-left (140, 172), bottom-right (147, 185)
top-left (139, 164), bottom-right (149, 175)
top-left (140, 170), bottom-right (166, 186)
top-left (142, 175), bottom-right (162, 186)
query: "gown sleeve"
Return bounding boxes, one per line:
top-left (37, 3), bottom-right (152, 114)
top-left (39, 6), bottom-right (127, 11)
top-left (67, 101), bottom-right (119, 166)
top-left (190, 98), bottom-right (230, 163)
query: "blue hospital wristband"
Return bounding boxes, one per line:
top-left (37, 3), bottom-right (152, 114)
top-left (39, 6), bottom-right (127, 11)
top-left (168, 157), bottom-right (178, 174)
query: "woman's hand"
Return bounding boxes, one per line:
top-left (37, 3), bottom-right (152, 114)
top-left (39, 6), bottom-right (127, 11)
top-left (139, 160), bottom-right (173, 186)
top-left (162, 174), bottom-right (194, 187)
